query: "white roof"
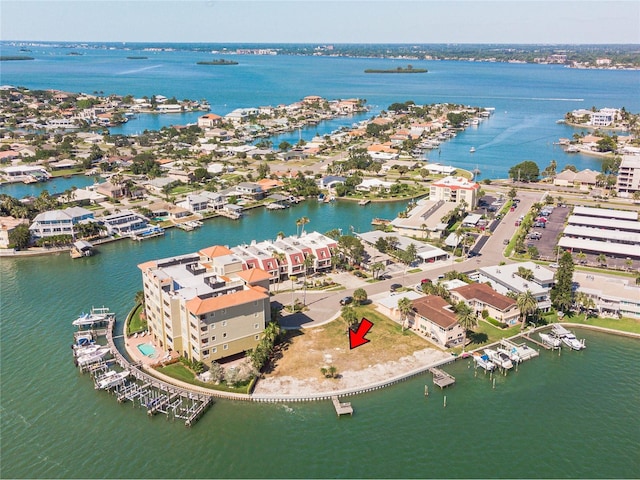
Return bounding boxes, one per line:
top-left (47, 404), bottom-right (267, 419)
top-left (377, 291), bottom-right (424, 310)
top-left (558, 237), bottom-right (640, 258)
top-left (567, 215), bottom-right (640, 233)
top-left (563, 225), bottom-right (640, 244)
top-left (572, 206), bottom-right (638, 221)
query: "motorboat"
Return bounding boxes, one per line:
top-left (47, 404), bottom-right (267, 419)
top-left (76, 347), bottom-right (111, 366)
top-left (72, 307), bottom-right (113, 327)
top-left (95, 370), bottom-right (129, 390)
top-left (498, 346), bottom-right (521, 363)
top-left (469, 147), bottom-right (476, 153)
top-left (539, 332), bottom-right (561, 348)
top-left (552, 324), bottom-right (586, 350)
top-left (473, 353), bottom-right (495, 371)
top-left (485, 348), bottom-right (513, 369)
top-left (73, 343), bottom-right (106, 357)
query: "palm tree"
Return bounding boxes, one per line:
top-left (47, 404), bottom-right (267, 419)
top-left (371, 261), bottom-right (385, 280)
top-left (134, 290), bottom-right (145, 306)
top-left (296, 216), bottom-right (310, 237)
top-left (596, 253), bottom-right (607, 267)
top-left (397, 297), bottom-right (413, 331)
top-left (272, 251), bottom-right (286, 292)
top-left (353, 288), bottom-right (368, 306)
top-left (516, 290), bottom-right (538, 330)
top-left (302, 253), bottom-right (315, 306)
top-left (455, 301), bottom-right (476, 352)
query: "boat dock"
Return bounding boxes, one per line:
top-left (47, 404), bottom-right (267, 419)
top-left (72, 314), bottom-right (214, 427)
top-left (358, 199), bottom-right (370, 206)
top-left (428, 367), bottom-right (456, 389)
top-left (331, 396), bottom-right (353, 416)
top-left (500, 338), bottom-right (539, 361)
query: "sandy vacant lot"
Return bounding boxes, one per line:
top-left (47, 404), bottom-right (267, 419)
top-left (253, 308), bottom-right (452, 396)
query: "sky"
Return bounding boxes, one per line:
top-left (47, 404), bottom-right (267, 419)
top-left (1, 0), bottom-right (639, 44)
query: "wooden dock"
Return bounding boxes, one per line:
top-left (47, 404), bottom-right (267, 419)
top-left (428, 367), bottom-right (456, 389)
top-left (331, 396), bottom-right (353, 416)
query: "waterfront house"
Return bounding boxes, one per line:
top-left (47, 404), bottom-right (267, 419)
top-left (572, 271), bottom-right (640, 319)
top-left (235, 182), bottom-right (264, 200)
top-left (450, 282), bottom-right (521, 325)
top-left (96, 181), bottom-right (125, 199)
top-left (477, 262), bottom-right (554, 311)
top-left (138, 250), bottom-right (271, 365)
top-left (101, 209), bottom-right (149, 236)
top-left (29, 206), bottom-right (95, 239)
top-left (553, 169), bottom-right (599, 189)
top-left (410, 295), bottom-right (465, 347)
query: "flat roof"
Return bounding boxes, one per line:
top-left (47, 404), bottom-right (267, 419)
top-left (572, 206), bottom-right (638, 221)
top-left (558, 237), bottom-right (640, 258)
top-left (573, 271), bottom-right (640, 305)
top-left (567, 215), bottom-right (640, 233)
top-left (563, 225), bottom-right (640, 244)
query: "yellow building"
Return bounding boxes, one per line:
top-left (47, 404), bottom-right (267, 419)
top-left (138, 246), bottom-right (271, 365)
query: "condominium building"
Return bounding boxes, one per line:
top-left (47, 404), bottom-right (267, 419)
top-left (138, 247), bottom-right (271, 365)
top-left (429, 176), bottom-right (479, 209)
top-left (410, 295), bottom-right (465, 347)
top-left (616, 155), bottom-right (640, 199)
top-left (450, 282), bottom-right (521, 325)
top-left (477, 262), bottom-right (554, 311)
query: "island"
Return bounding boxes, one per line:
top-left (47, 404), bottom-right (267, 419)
top-left (0, 56), bottom-right (35, 61)
top-left (365, 65), bottom-right (427, 73)
top-left (196, 59), bottom-right (239, 66)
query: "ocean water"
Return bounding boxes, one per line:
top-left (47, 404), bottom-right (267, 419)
top-left (1, 43), bottom-right (640, 478)
top-left (1, 43), bottom-right (639, 178)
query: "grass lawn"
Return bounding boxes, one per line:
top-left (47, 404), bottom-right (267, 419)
top-left (50, 169), bottom-right (83, 177)
top-left (127, 303), bottom-right (146, 335)
top-left (265, 305), bottom-right (433, 380)
top-left (157, 363), bottom-right (253, 394)
top-left (541, 311), bottom-right (640, 334)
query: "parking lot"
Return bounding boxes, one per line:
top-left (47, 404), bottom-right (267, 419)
top-left (528, 204), bottom-right (570, 261)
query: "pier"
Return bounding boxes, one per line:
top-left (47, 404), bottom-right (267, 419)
top-left (428, 367), bottom-right (455, 389)
top-left (331, 396), bottom-right (353, 416)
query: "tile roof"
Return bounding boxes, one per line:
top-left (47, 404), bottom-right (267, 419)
top-left (411, 295), bottom-right (459, 329)
top-left (451, 283), bottom-right (516, 311)
top-left (186, 287), bottom-right (268, 315)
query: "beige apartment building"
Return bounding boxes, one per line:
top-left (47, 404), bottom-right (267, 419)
top-left (138, 245), bottom-right (271, 365)
top-left (429, 176), bottom-right (480, 209)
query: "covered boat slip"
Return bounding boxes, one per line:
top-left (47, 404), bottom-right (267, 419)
top-left (70, 240), bottom-right (94, 258)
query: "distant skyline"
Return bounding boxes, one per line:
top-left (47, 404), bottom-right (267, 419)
top-left (1, 1), bottom-right (639, 44)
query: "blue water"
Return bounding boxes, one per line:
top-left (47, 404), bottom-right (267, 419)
top-left (2, 43), bottom-right (639, 178)
top-left (1, 43), bottom-right (640, 478)
top-left (137, 343), bottom-right (156, 357)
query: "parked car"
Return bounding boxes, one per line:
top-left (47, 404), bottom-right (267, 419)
top-left (340, 296), bottom-right (353, 306)
top-left (390, 283), bottom-right (402, 292)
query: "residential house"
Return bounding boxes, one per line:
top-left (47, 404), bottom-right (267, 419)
top-left (450, 283), bottom-right (521, 325)
top-left (29, 206), bottom-right (95, 239)
top-left (477, 262), bottom-right (554, 311)
top-left (410, 295), bottom-right (465, 347)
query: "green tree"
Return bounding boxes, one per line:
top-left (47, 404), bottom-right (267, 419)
top-left (353, 288), bottom-right (368, 306)
top-left (455, 301), bottom-right (476, 352)
top-left (516, 290), bottom-right (538, 330)
top-left (371, 261), bottom-right (385, 280)
top-left (551, 251), bottom-right (574, 313)
top-left (278, 141), bottom-right (292, 152)
top-left (302, 253), bottom-right (315, 306)
top-left (397, 296), bottom-right (414, 331)
top-left (8, 223), bottom-right (31, 250)
top-left (508, 160), bottom-right (540, 182)
top-left (341, 305), bottom-right (358, 328)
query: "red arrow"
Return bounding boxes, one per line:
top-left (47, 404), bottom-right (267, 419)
top-left (349, 318), bottom-right (374, 349)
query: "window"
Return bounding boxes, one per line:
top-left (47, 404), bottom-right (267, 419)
top-left (222, 320), bottom-right (227, 326)
top-left (212, 335), bottom-right (216, 341)
top-left (255, 335), bottom-right (259, 340)
top-left (203, 349), bottom-right (209, 356)
top-left (222, 333), bottom-right (227, 338)
top-left (254, 323), bottom-right (259, 329)
top-left (223, 344), bottom-right (228, 350)
top-left (212, 347), bottom-right (217, 353)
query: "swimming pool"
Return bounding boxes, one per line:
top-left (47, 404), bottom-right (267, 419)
top-left (137, 343), bottom-right (157, 357)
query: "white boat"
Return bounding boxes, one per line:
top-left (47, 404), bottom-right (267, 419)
top-left (485, 348), bottom-right (513, 369)
top-left (539, 332), bottom-right (561, 348)
top-left (72, 307), bottom-right (113, 327)
top-left (95, 370), bottom-right (129, 390)
top-left (469, 147), bottom-right (476, 153)
top-left (73, 343), bottom-right (106, 357)
top-left (76, 347), bottom-right (111, 366)
top-left (552, 324), bottom-right (586, 350)
top-left (473, 353), bottom-right (495, 371)
top-left (498, 346), bottom-right (521, 363)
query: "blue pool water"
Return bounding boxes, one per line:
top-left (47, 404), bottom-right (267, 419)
top-left (137, 343), bottom-right (156, 357)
